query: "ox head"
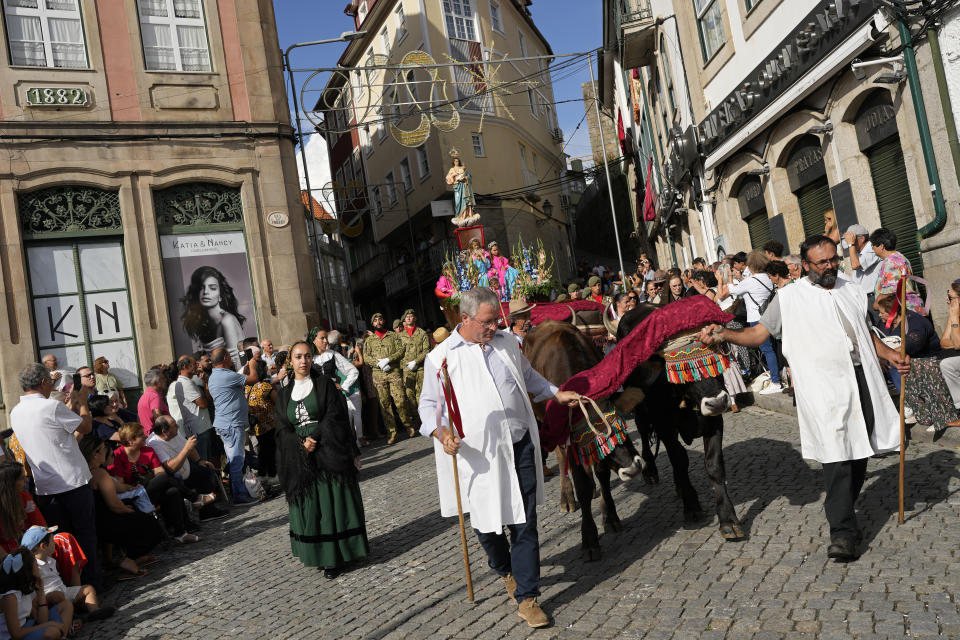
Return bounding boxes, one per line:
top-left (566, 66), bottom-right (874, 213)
top-left (601, 435), bottom-right (645, 482)
top-left (683, 375), bottom-right (729, 417)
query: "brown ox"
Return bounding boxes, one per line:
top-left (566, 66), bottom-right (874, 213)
top-left (524, 320), bottom-right (644, 561)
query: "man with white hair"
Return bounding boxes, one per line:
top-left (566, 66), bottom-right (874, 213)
top-left (418, 287), bottom-right (580, 628)
top-left (842, 224), bottom-right (881, 300)
top-left (41, 354), bottom-right (73, 392)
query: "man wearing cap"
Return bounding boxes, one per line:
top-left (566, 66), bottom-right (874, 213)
top-left (399, 309), bottom-right (430, 413)
top-left (586, 276), bottom-right (610, 305)
top-left (566, 283), bottom-right (582, 301)
top-left (363, 313), bottom-right (414, 443)
top-left (842, 224), bottom-right (881, 311)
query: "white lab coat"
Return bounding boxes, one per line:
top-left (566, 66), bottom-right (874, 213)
top-left (422, 331), bottom-right (545, 534)
top-left (779, 277), bottom-right (900, 463)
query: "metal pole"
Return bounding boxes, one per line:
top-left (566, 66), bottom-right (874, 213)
top-left (926, 27), bottom-right (960, 191)
top-left (587, 50), bottom-right (627, 283)
top-left (283, 47), bottom-right (331, 325)
top-left (896, 18), bottom-right (948, 239)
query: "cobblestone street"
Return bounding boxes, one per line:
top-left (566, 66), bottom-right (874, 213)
top-left (79, 407), bottom-right (960, 640)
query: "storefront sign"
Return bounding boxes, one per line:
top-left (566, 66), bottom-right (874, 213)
top-left (160, 231), bottom-right (259, 365)
top-left (786, 144), bottom-right (827, 191)
top-left (698, 0), bottom-right (879, 156)
top-left (855, 102), bottom-right (898, 151)
top-left (266, 211), bottom-right (289, 228)
top-left (738, 179), bottom-right (766, 219)
top-left (25, 87), bottom-right (89, 107)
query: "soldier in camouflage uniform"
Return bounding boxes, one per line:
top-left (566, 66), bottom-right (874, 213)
top-left (398, 309), bottom-right (430, 413)
top-left (586, 275), bottom-right (613, 306)
top-left (363, 312), bottom-right (414, 443)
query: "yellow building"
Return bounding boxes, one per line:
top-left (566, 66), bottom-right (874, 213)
top-left (321, 0), bottom-right (571, 325)
top-left (0, 0), bottom-right (319, 414)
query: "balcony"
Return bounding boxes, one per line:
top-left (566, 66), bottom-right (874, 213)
top-left (616, 0), bottom-right (656, 69)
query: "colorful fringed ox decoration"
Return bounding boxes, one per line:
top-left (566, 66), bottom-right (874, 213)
top-left (661, 340), bottom-right (730, 384)
top-left (568, 410), bottom-right (631, 468)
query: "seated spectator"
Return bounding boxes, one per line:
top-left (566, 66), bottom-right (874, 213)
top-left (871, 227), bottom-right (925, 315)
top-left (108, 424), bottom-right (202, 544)
top-left (0, 461), bottom-right (47, 555)
top-left (93, 357), bottom-right (125, 409)
top-left (146, 417), bottom-right (226, 521)
top-left (9, 364), bottom-right (99, 588)
top-left (875, 295), bottom-right (957, 433)
top-left (40, 355), bottom-right (73, 393)
top-left (22, 527), bottom-right (113, 623)
top-left (0, 547), bottom-right (71, 639)
top-left (940, 279), bottom-right (960, 429)
top-left (88, 395), bottom-right (122, 443)
top-left (77, 436), bottom-right (160, 579)
top-left (137, 369), bottom-right (169, 436)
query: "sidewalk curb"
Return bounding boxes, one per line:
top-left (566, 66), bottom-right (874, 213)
top-left (750, 392), bottom-right (960, 448)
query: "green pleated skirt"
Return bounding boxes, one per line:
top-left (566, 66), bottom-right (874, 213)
top-left (288, 475), bottom-right (369, 568)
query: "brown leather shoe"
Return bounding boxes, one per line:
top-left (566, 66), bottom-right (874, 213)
top-left (386, 433), bottom-right (398, 445)
top-left (406, 427), bottom-right (417, 438)
top-left (517, 598), bottom-right (550, 628)
top-left (502, 574), bottom-right (517, 603)
top-left (946, 417), bottom-right (960, 428)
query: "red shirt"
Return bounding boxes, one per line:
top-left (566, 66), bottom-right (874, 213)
top-left (108, 446), bottom-right (163, 484)
top-left (137, 388), bottom-right (168, 436)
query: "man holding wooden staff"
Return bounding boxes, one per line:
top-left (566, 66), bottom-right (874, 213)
top-left (418, 287), bottom-right (579, 627)
top-left (699, 235), bottom-right (910, 562)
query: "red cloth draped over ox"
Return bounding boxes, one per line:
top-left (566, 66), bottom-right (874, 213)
top-left (500, 299), bottom-right (603, 325)
top-left (540, 296), bottom-right (732, 450)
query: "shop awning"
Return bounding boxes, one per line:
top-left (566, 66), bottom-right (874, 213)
top-left (703, 12), bottom-right (888, 172)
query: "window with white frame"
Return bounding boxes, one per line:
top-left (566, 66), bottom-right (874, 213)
top-left (519, 143), bottom-right (531, 185)
top-left (384, 171), bottom-right (398, 204)
top-left (405, 70), bottom-right (417, 108)
top-left (361, 125), bottom-right (372, 155)
top-left (518, 30), bottom-right (527, 57)
top-left (442, 0), bottom-right (475, 40)
top-left (371, 185), bottom-right (383, 218)
top-left (694, 0), bottom-right (725, 62)
top-left (3, 0), bottom-right (87, 68)
top-left (399, 157), bottom-right (413, 192)
top-left (416, 144), bottom-right (430, 178)
top-left (471, 133), bottom-right (485, 157)
top-left (531, 153), bottom-right (539, 178)
top-left (375, 108), bottom-right (386, 141)
top-left (137, 0), bottom-right (211, 72)
top-left (395, 3), bottom-right (407, 42)
top-left (380, 25), bottom-right (391, 54)
top-left (527, 88), bottom-right (537, 117)
top-left (490, 1), bottom-right (503, 33)
top-left (357, 0), bottom-right (368, 24)
top-left (352, 147), bottom-right (362, 182)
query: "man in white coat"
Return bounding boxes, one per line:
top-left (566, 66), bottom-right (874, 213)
top-left (418, 287), bottom-right (579, 628)
top-left (699, 235), bottom-right (910, 562)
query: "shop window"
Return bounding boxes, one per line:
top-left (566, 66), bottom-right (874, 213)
top-left (137, 0), bottom-right (211, 72)
top-left (694, 0), bottom-right (725, 62)
top-left (3, 0), bottom-right (87, 68)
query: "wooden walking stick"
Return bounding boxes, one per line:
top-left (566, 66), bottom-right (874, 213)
top-left (897, 279), bottom-right (908, 525)
top-left (439, 360), bottom-right (474, 601)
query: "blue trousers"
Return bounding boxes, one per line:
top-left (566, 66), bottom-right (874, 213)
top-left (194, 429), bottom-right (216, 463)
top-left (474, 431), bottom-right (540, 602)
top-left (216, 425), bottom-right (250, 500)
top-left (749, 320), bottom-right (781, 384)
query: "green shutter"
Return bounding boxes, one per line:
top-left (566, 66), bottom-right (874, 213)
top-left (866, 138), bottom-right (923, 277)
top-left (746, 212), bottom-right (772, 250)
top-left (796, 177), bottom-right (833, 239)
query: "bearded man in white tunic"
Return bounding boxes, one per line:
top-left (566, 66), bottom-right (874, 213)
top-left (418, 287), bottom-right (579, 628)
top-left (699, 235), bottom-right (910, 562)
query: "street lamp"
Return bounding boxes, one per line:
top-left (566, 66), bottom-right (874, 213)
top-left (283, 30), bottom-right (367, 325)
top-left (542, 200), bottom-right (553, 219)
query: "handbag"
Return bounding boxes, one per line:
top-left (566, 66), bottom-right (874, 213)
top-left (243, 469), bottom-right (265, 502)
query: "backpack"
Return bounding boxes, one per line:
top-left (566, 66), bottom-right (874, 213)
top-left (746, 276), bottom-right (776, 316)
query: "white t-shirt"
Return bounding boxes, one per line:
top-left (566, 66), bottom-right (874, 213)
top-left (36, 557), bottom-right (66, 596)
top-left (728, 273), bottom-right (776, 323)
top-left (10, 394), bottom-right (91, 495)
top-left (0, 589), bottom-right (34, 639)
top-left (145, 432), bottom-right (190, 480)
top-left (172, 376), bottom-right (212, 436)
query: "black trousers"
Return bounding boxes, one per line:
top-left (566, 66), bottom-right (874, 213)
top-left (821, 365), bottom-right (875, 543)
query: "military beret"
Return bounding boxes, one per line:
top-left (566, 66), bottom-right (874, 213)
top-left (402, 308), bottom-right (416, 320)
top-left (392, 319), bottom-right (401, 329)
top-left (371, 312), bottom-right (384, 323)
top-left (555, 293), bottom-right (569, 302)
top-left (567, 283), bottom-right (579, 294)
top-left (588, 275), bottom-right (601, 286)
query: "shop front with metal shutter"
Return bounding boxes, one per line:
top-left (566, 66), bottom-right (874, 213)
top-left (736, 177), bottom-right (771, 250)
top-left (785, 135), bottom-right (833, 239)
top-left (856, 93), bottom-right (923, 277)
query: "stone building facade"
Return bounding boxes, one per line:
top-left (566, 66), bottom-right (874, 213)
top-left (0, 0), bottom-right (318, 415)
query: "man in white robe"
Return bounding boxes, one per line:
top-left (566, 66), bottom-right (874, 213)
top-left (418, 287), bottom-right (579, 628)
top-left (700, 236), bottom-right (910, 561)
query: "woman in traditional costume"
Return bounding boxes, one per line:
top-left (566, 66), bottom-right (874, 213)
top-left (445, 150), bottom-right (479, 227)
top-left (275, 341), bottom-right (368, 578)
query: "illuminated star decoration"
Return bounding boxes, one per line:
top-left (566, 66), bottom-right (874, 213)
top-left (444, 42), bottom-right (542, 134)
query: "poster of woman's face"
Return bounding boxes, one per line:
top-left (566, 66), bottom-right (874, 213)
top-left (160, 231), bottom-right (258, 359)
